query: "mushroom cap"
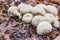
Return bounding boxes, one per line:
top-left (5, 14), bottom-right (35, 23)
top-left (31, 5), bottom-right (46, 15)
top-left (18, 3), bottom-right (32, 13)
top-left (44, 5), bottom-right (58, 16)
top-left (22, 13), bottom-right (33, 23)
top-left (37, 21), bottom-right (52, 35)
top-left (8, 6), bottom-right (22, 19)
top-left (44, 14), bottom-right (56, 23)
top-left (8, 6), bottom-right (18, 14)
top-left (32, 15), bottom-right (46, 27)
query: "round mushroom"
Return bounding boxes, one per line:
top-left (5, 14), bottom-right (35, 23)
top-left (44, 5), bottom-right (58, 16)
top-left (37, 21), bottom-right (52, 35)
top-left (22, 13), bottom-right (33, 23)
top-left (8, 6), bottom-right (18, 14)
top-left (32, 15), bottom-right (46, 27)
top-left (18, 3), bottom-right (32, 13)
top-left (8, 6), bottom-right (22, 19)
top-left (31, 5), bottom-right (46, 15)
top-left (44, 14), bottom-right (56, 23)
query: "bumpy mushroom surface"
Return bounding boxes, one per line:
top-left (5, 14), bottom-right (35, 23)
top-left (37, 21), bottom-right (52, 35)
top-left (31, 5), bottom-right (46, 15)
top-left (32, 15), bottom-right (46, 27)
top-left (22, 13), bottom-right (33, 23)
top-left (44, 14), bottom-right (56, 23)
top-left (8, 6), bottom-right (18, 14)
top-left (8, 6), bottom-right (22, 19)
top-left (44, 5), bottom-right (58, 16)
top-left (18, 3), bottom-right (32, 13)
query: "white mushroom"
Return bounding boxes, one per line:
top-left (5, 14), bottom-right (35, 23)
top-left (8, 6), bottom-right (22, 19)
top-left (8, 6), bottom-right (18, 14)
top-left (44, 5), bottom-right (58, 16)
top-left (31, 5), bottom-right (46, 15)
top-left (44, 14), bottom-right (56, 23)
top-left (37, 21), bottom-right (52, 35)
top-left (22, 13), bottom-right (33, 23)
top-left (32, 15), bottom-right (46, 27)
top-left (18, 3), bottom-right (32, 13)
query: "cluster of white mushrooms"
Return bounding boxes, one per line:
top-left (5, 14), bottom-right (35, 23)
top-left (8, 3), bottom-right (59, 35)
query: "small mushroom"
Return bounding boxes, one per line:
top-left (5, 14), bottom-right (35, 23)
top-left (31, 5), bottom-right (46, 15)
top-left (37, 21), bottom-right (52, 35)
top-left (8, 6), bottom-right (22, 19)
top-left (22, 13), bottom-right (33, 23)
top-left (18, 3), bottom-right (32, 13)
top-left (32, 15), bottom-right (46, 27)
top-left (44, 5), bottom-right (58, 16)
top-left (44, 14), bottom-right (56, 23)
